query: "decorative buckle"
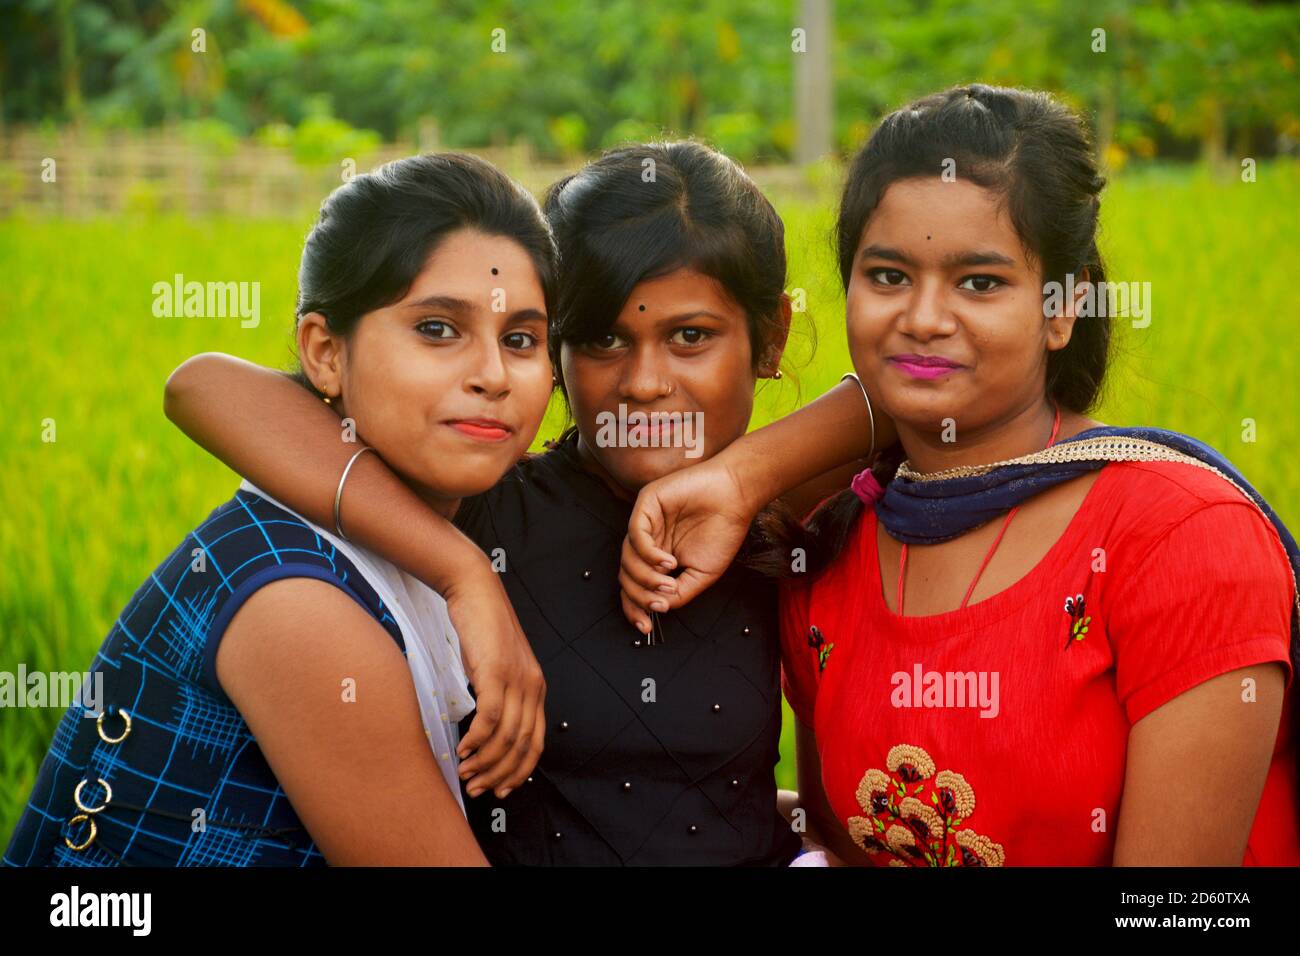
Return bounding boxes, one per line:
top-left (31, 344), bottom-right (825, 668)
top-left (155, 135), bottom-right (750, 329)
top-left (96, 707), bottom-right (132, 744)
top-left (74, 777), bottom-right (113, 814)
top-left (64, 814), bottom-right (97, 852)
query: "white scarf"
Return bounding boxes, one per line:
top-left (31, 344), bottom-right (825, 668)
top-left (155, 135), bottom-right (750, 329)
top-left (240, 480), bottom-right (473, 809)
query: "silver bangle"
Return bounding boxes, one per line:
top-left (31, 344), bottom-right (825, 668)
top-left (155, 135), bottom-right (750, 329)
top-left (334, 446), bottom-right (375, 540)
top-left (840, 372), bottom-right (876, 461)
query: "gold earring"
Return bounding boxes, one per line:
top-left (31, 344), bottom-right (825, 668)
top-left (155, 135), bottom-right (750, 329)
top-left (323, 393), bottom-right (334, 406)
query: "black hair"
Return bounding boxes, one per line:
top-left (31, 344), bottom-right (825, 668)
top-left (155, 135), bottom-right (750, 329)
top-left (541, 140), bottom-right (789, 408)
top-left (753, 84), bottom-right (1112, 580)
top-left (291, 152), bottom-right (557, 394)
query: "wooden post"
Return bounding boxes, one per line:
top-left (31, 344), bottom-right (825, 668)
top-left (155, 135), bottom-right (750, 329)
top-left (794, 0), bottom-right (834, 167)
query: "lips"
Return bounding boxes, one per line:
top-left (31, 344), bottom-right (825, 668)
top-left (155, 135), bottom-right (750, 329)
top-left (445, 418), bottom-right (514, 442)
top-left (889, 353), bottom-right (962, 368)
top-left (888, 353), bottom-right (964, 380)
top-left (627, 418), bottom-right (676, 439)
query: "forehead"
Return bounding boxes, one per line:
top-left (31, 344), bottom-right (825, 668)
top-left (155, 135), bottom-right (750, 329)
top-left (614, 268), bottom-right (745, 324)
top-left (405, 229), bottom-right (545, 305)
top-left (862, 178), bottom-right (1024, 260)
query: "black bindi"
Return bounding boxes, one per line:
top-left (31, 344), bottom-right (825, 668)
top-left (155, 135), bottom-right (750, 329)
top-left (638, 303), bottom-right (646, 311)
top-left (491, 267), bottom-right (499, 275)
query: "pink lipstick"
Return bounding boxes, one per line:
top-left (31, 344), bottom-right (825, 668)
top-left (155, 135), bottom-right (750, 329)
top-left (888, 353), bottom-right (964, 380)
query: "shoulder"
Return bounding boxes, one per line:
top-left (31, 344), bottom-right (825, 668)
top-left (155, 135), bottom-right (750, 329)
top-left (215, 575), bottom-right (405, 701)
top-left (780, 505), bottom-right (875, 622)
top-left (1096, 461), bottom-right (1294, 612)
top-left (178, 491), bottom-right (404, 694)
top-left (1094, 460), bottom-right (1286, 569)
top-left (1100, 458), bottom-right (1258, 513)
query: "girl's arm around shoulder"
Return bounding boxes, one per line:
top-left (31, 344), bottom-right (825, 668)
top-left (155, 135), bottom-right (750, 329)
top-left (165, 352), bottom-right (545, 798)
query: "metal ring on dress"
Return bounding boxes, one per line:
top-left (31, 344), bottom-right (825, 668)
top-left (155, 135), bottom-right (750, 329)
top-left (96, 707), bottom-right (132, 744)
top-left (64, 814), bottom-right (97, 852)
top-left (74, 777), bottom-right (112, 814)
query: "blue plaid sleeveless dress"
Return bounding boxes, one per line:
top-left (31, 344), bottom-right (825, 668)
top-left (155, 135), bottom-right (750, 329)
top-left (3, 489), bottom-right (405, 867)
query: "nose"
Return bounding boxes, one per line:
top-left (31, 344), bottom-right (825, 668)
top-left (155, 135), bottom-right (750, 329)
top-left (465, 338), bottom-right (511, 399)
top-left (618, 344), bottom-right (674, 403)
top-left (895, 277), bottom-right (958, 343)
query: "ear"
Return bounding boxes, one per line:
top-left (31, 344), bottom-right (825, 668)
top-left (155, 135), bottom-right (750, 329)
top-left (757, 293), bottom-right (794, 377)
top-left (297, 312), bottom-right (346, 399)
top-left (1046, 267), bottom-right (1087, 353)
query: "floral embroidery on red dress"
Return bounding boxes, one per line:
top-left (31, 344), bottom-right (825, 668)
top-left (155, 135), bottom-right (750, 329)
top-left (1063, 593), bottom-right (1091, 649)
top-left (846, 744), bottom-right (1006, 867)
top-left (806, 625), bottom-right (833, 672)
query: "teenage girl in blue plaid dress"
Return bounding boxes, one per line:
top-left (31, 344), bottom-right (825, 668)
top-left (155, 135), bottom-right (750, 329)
top-left (5, 153), bottom-right (552, 866)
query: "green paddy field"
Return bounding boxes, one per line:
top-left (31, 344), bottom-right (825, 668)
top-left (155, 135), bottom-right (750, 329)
top-left (3, 162), bottom-right (1298, 842)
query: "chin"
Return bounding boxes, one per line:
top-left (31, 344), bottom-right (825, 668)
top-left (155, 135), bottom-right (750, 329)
top-left (412, 448), bottom-right (523, 500)
top-left (883, 386), bottom-right (968, 429)
top-left (608, 449), bottom-right (698, 491)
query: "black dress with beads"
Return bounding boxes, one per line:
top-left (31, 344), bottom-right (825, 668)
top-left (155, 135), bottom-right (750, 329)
top-left (454, 431), bottom-right (800, 866)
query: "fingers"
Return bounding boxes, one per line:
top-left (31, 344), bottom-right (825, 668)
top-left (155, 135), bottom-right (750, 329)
top-left (461, 682), bottom-right (522, 797)
top-left (456, 675), bottom-right (502, 761)
top-left (496, 696), bottom-right (546, 796)
top-left (621, 535), bottom-right (679, 595)
top-left (628, 498), bottom-right (676, 572)
top-left (666, 567), bottom-right (716, 608)
top-left (619, 565), bottom-right (675, 625)
top-left (490, 678), bottom-right (543, 798)
top-left (622, 588), bottom-right (653, 635)
top-left (620, 534), bottom-right (682, 631)
top-left (465, 678), bottom-right (545, 799)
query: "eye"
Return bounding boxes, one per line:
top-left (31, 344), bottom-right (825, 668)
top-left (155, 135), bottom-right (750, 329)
top-left (502, 330), bottom-right (540, 351)
top-left (669, 327), bottom-right (712, 347)
top-left (416, 319), bottom-right (459, 339)
top-left (587, 332), bottom-right (628, 352)
top-left (867, 268), bottom-right (910, 287)
top-left (958, 275), bottom-right (1004, 293)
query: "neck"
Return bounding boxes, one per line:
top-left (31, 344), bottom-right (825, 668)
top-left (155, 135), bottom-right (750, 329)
top-left (574, 434), bottom-right (636, 502)
top-left (337, 403), bottom-right (461, 518)
top-left (410, 484), bottom-right (460, 519)
top-left (898, 398), bottom-right (1058, 475)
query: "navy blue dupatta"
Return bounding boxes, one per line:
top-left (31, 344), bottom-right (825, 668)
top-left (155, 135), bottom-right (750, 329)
top-left (874, 424), bottom-right (1300, 766)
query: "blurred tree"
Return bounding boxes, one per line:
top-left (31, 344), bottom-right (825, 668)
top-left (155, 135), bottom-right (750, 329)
top-left (2, 0), bottom-right (1297, 165)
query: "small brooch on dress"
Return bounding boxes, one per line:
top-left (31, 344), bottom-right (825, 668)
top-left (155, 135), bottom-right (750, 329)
top-left (1063, 593), bottom-right (1090, 649)
top-left (807, 625), bottom-right (834, 672)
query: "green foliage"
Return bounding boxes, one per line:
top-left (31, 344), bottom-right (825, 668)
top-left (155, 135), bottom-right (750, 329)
top-left (8, 1), bottom-right (1295, 163)
top-left (2, 163), bottom-right (1298, 827)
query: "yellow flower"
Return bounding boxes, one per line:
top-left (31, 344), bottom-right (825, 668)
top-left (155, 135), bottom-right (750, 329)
top-left (935, 769), bottom-right (976, 818)
top-left (855, 768), bottom-right (892, 812)
top-left (885, 824), bottom-right (916, 855)
top-left (885, 744), bottom-right (935, 780)
top-left (953, 828), bottom-right (1006, 867)
top-left (899, 796), bottom-right (944, 841)
top-left (847, 815), bottom-right (886, 854)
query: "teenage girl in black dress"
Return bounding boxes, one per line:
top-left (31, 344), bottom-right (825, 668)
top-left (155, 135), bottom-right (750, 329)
top-left (163, 142), bottom-right (892, 864)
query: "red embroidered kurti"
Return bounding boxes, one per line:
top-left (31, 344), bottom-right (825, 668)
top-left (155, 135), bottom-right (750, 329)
top-left (780, 460), bottom-right (1299, 866)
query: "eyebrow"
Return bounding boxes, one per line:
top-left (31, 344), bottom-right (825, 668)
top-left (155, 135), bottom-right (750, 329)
top-left (405, 294), bottom-right (473, 313)
top-left (859, 244), bottom-right (1017, 269)
top-left (658, 310), bottom-right (729, 325)
top-left (405, 295), bottom-right (546, 323)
